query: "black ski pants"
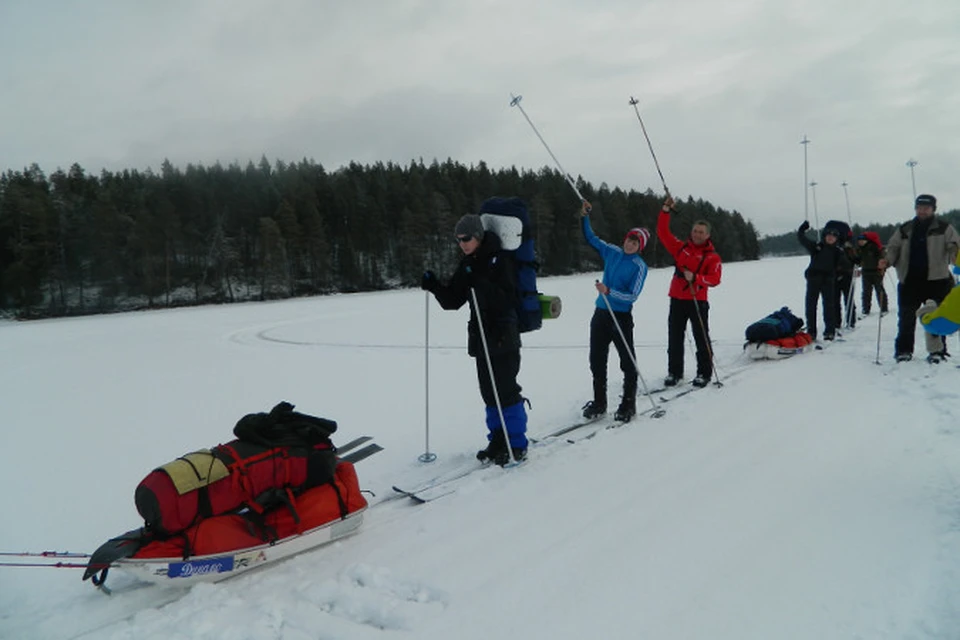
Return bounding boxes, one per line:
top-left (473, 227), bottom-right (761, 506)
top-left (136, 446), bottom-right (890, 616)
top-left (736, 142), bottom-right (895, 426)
top-left (804, 272), bottom-right (836, 339)
top-left (860, 270), bottom-right (888, 314)
top-left (895, 277), bottom-right (953, 356)
top-left (834, 272), bottom-right (856, 328)
top-left (588, 307), bottom-right (637, 403)
top-left (475, 349), bottom-right (522, 409)
top-left (667, 297), bottom-right (712, 379)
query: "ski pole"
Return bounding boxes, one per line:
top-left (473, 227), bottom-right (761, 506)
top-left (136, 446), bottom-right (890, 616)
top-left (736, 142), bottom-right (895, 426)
top-left (688, 281), bottom-right (723, 387)
top-left (0, 551), bottom-right (91, 558)
top-left (420, 292), bottom-right (436, 463)
top-left (846, 274), bottom-right (857, 328)
top-left (469, 285), bottom-right (517, 466)
top-left (509, 94), bottom-right (586, 203)
top-left (629, 96), bottom-right (671, 198)
top-left (875, 295), bottom-right (883, 365)
top-left (598, 283), bottom-right (665, 418)
top-left (878, 268), bottom-right (899, 362)
top-left (0, 561), bottom-right (92, 569)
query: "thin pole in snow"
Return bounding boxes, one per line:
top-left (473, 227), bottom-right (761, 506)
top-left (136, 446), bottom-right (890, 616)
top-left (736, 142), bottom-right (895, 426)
top-left (419, 292), bottom-right (436, 463)
top-left (470, 286), bottom-right (517, 465)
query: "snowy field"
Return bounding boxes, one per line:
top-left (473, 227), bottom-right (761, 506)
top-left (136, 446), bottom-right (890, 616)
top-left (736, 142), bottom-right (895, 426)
top-left (2, 254), bottom-right (960, 640)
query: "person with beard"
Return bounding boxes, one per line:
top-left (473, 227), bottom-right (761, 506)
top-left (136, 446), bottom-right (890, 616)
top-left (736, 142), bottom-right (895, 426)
top-left (658, 196), bottom-right (723, 388)
top-left (881, 194), bottom-right (960, 362)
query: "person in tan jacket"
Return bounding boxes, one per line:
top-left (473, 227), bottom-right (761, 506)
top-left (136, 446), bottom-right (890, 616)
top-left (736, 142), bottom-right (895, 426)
top-left (880, 194), bottom-right (959, 362)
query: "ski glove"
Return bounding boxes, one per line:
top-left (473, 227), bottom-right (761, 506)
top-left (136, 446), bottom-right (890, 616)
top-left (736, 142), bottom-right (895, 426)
top-left (798, 220), bottom-right (810, 233)
top-left (421, 271), bottom-right (438, 292)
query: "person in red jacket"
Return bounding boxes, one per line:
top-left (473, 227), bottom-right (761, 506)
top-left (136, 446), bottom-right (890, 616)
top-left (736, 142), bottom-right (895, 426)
top-left (657, 196), bottom-right (723, 387)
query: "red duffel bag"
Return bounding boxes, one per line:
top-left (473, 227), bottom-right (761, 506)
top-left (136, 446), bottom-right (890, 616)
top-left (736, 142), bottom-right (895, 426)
top-left (134, 402), bottom-right (338, 536)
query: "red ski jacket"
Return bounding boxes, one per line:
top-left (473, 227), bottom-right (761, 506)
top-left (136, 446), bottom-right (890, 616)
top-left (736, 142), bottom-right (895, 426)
top-left (657, 211), bottom-right (722, 301)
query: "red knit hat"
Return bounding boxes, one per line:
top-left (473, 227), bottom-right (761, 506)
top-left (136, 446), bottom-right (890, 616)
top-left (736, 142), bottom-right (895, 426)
top-left (624, 227), bottom-right (650, 251)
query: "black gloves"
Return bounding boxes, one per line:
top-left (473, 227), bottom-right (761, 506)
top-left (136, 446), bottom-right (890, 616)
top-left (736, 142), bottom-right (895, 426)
top-left (799, 220), bottom-right (810, 233)
top-left (421, 271), bottom-right (438, 292)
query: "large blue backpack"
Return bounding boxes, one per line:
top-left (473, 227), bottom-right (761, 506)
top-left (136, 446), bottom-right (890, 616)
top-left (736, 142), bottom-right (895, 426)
top-left (478, 197), bottom-right (543, 333)
top-left (744, 307), bottom-right (804, 343)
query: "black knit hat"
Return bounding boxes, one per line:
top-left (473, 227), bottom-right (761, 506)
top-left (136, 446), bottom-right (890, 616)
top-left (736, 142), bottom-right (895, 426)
top-left (455, 214), bottom-right (485, 241)
top-left (915, 194), bottom-right (937, 210)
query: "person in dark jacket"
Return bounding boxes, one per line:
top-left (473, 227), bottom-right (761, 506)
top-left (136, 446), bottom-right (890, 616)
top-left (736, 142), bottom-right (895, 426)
top-left (854, 232), bottom-right (888, 315)
top-left (421, 214), bottom-right (527, 465)
top-left (797, 220), bottom-right (849, 341)
top-left (658, 196), bottom-right (722, 388)
top-left (579, 200), bottom-right (650, 421)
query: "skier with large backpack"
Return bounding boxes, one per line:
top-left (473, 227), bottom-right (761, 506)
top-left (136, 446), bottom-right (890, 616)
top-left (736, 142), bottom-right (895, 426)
top-left (421, 198), bottom-right (533, 465)
top-left (797, 220), bottom-right (848, 341)
top-left (579, 199), bottom-right (650, 421)
top-left (854, 231), bottom-right (888, 315)
top-left (824, 219), bottom-right (857, 329)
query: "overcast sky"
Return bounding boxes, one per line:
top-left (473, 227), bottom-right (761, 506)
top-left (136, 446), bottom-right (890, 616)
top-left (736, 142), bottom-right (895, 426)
top-left (1, 0), bottom-right (957, 235)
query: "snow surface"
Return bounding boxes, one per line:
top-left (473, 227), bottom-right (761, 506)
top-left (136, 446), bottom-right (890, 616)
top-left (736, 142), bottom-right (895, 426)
top-left (2, 255), bottom-right (960, 640)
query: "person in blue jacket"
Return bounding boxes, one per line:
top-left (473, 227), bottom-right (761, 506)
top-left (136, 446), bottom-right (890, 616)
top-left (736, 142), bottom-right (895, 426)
top-left (579, 200), bottom-right (650, 421)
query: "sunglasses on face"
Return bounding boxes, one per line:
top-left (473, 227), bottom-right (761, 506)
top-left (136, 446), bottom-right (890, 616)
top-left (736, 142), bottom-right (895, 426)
top-left (456, 236), bottom-right (473, 244)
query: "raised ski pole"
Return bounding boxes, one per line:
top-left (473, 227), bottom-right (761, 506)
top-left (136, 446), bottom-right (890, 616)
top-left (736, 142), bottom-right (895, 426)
top-left (470, 284), bottom-right (517, 466)
top-left (509, 94), bottom-right (587, 203)
top-left (420, 292), bottom-right (437, 463)
top-left (598, 283), bottom-right (665, 418)
top-left (629, 96), bottom-right (671, 199)
top-left (688, 281), bottom-right (723, 387)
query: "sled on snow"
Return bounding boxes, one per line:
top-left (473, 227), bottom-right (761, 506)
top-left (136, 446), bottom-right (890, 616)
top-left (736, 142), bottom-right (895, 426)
top-left (744, 331), bottom-right (815, 360)
top-left (742, 307), bottom-right (813, 360)
top-left (82, 402), bottom-right (374, 591)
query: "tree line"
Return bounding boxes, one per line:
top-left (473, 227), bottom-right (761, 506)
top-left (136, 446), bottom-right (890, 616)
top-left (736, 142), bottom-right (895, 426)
top-left (0, 157), bottom-right (761, 318)
top-left (759, 209), bottom-right (960, 256)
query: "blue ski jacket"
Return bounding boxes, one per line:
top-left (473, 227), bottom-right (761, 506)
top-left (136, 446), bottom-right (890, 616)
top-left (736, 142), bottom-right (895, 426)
top-left (582, 216), bottom-right (648, 313)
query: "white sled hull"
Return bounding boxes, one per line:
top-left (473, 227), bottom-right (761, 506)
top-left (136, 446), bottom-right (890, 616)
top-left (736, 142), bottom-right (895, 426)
top-left (115, 508), bottom-right (365, 586)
